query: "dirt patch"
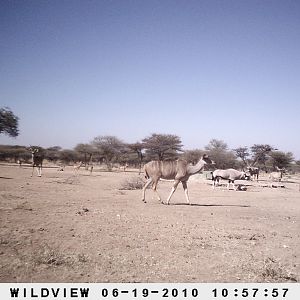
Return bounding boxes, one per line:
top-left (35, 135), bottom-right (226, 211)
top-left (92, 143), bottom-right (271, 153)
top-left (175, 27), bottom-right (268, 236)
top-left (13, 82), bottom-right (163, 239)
top-left (0, 165), bottom-right (299, 282)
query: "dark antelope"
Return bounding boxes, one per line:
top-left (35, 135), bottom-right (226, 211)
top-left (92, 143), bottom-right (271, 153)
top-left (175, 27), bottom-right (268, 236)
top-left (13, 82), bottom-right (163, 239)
top-left (29, 147), bottom-right (44, 177)
top-left (247, 166), bottom-right (259, 181)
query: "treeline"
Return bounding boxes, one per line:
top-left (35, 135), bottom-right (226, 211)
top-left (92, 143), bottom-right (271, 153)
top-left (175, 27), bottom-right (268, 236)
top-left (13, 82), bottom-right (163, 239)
top-left (0, 134), bottom-right (299, 172)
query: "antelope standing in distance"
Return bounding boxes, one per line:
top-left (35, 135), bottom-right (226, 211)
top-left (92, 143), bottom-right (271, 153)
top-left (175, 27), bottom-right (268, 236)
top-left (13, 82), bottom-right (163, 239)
top-left (74, 161), bottom-right (93, 175)
top-left (142, 154), bottom-right (214, 205)
top-left (29, 146), bottom-right (44, 177)
top-left (247, 166), bottom-right (259, 181)
top-left (87, 163), bottom-right (94, 175)
top-left (17, 159), bottom-right (22, 167)
top-left (73, 161), bottom-right (83, 173)
top-left (119, 163), bottom-right (129, 172)
top-left (86, 155), bottom-right (94, 175)
top-left (212, 169), bottom-right (250, 191)
top-left (269, 166), bottom-right (285, 183)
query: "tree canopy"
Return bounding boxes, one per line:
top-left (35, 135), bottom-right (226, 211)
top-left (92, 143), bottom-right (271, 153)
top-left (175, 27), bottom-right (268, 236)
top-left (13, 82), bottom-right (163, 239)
top-left (205, 139), bottom-right (228, 151)
top-left (233, 144), bottom-right (275, 168)
top-left (250, 144), bottom-right (274, 166)
top-left (268, 151), bottom-right (294, 170)
top-left (142, 133), bottom-right (183, 160)
top-left (74, 143), bottom-right (95, 167)
top-left (181, 149), bottom-right (205, 164)
top-left (232, 147), bottom-right (250, 166)
top-left (205, 139), bottom-right (238, 169)
top-left (92, 135), bottom-right (126, 169)
top-left (0, 108), bottom-right (19, 137)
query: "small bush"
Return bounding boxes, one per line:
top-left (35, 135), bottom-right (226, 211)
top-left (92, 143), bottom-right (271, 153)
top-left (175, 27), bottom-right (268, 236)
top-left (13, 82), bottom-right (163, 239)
top-left (34, 245), bottom-right (70, 266)
top-left (119, 177), bottom-right (144, 190)
top-left (261, 257), bottom-right (297, 282)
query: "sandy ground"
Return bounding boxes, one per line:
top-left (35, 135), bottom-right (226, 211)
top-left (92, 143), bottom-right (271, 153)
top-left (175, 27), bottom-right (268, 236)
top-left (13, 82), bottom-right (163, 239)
top-left (0, 164), bottom-right (299, 283)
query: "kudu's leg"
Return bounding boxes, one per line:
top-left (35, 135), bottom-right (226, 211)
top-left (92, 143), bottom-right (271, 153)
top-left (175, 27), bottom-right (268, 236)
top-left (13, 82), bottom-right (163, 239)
top-left (181, 181), bottom-right (190, 204)
top-left (37, 166), bottom-right (40, 177)
top-left (31, 165), bottom-right (34, 177)
top-left (152, 179), bottom-right (162, 203)
top-left (142, 178), bottom-right (152, 203)
top-left (166, 180), bottom-right (180, 205)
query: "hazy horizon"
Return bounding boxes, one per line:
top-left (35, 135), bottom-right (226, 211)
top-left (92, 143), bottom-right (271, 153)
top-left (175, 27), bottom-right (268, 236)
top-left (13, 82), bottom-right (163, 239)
top-left (1, 0), bottom-right (300, 159)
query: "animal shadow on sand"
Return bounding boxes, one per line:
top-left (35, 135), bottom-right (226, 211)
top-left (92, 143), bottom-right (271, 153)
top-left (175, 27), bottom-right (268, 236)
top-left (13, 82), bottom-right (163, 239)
top-left (172, 203), bottom-right (250, 208)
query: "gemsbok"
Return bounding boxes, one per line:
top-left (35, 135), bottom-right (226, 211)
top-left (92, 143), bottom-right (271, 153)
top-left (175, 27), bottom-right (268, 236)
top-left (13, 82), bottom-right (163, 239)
top-left (212, 169), bottom-right (250, 191)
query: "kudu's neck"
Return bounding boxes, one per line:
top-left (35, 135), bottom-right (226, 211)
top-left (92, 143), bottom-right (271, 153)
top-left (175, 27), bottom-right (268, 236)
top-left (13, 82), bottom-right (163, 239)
top-left (187, 159), bottom-right (206, 175)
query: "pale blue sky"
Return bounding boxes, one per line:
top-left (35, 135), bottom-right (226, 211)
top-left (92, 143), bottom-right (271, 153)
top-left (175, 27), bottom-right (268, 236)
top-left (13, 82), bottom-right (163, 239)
top-left (1, 0), bottom-right (299, 158)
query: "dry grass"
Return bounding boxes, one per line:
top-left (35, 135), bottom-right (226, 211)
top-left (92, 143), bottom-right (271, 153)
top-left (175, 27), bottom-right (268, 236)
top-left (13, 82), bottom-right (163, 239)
top-left (33, 244), bottom-right (72, 266)
top-left (119, 176), bottom-right (144, 190)
top-left (56, 176), bottom-right (81, 185)
top-left (30, 244), bottom-right (91, 269)
top-left (261, 257), bottom-right (298, 282)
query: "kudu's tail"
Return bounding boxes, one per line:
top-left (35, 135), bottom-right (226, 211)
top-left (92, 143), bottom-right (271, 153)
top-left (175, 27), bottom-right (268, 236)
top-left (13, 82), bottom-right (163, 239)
top-left (144, 166), bottom-right (150, 180)
top-left (144, 172), bottom-right (150, 180)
